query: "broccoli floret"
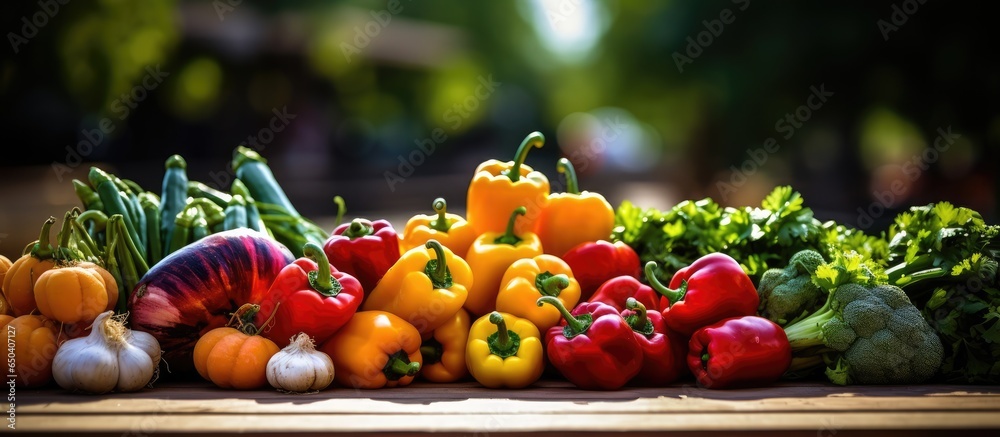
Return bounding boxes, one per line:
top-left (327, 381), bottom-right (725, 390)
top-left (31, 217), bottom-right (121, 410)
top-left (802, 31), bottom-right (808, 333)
top-left (757, 249), bottom-right (827, 326)
top-left (782, 251), bottom-right (944, 385)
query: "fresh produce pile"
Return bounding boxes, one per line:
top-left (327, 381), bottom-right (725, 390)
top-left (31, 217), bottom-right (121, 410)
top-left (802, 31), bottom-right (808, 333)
top-left (1, 131), bottom-right (997, 394)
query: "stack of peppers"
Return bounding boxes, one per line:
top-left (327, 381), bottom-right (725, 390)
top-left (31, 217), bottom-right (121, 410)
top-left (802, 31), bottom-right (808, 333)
top-left (245, 131), bottom-right (794, 392)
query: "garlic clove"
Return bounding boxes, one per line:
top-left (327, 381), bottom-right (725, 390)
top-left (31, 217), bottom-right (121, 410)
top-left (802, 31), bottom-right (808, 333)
top-left (116, 344), bottom-right (156, 392)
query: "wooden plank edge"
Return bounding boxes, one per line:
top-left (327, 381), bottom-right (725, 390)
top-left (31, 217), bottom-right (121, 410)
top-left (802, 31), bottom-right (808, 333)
top-left (13, 411), bottom-right (1000, 434)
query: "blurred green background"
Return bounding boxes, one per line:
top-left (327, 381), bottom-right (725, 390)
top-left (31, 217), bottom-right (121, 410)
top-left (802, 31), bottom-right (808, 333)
top-left (0, 0), bottom-right (997, 257)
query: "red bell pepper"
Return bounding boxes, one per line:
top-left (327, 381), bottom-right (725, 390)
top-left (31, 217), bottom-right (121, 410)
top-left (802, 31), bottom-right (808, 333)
top-left (622, 298), bottom-right (688, 387)
top-left (536, 296), bottom-right (642, 390)
top-left (687, 315), bottom-right (792, 389)
top-left (255, 242), bottom-right (364, 348)
top-left (323, 218), bottom-right (401, 295)
top-left (561, 240), bottom-right (641, 301)
top-left (590, 261), bottom-right (668, 312)
top-left (650, 253), bottom-right (759, 335)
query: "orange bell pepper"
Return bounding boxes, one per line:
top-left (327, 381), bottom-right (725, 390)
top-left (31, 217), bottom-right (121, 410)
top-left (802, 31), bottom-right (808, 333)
top-left (419, 308), bottom-right (471, 383)
top-left (466, 132), bottom-right (550, 237)
top-left (463, 207), bottom-right (543, 317)
top-left (319, 310), bottom-right (423, 389)
top-left (534, 158), bottom-right (615, 257)
top-left (399, 197), bottom-right (477, 257)
top-left (495, 254), bottom-right (581, 332)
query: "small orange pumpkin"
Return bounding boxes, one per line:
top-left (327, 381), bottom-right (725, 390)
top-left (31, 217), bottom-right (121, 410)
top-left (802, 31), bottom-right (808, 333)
top-left (192, 304), bottom-right (280, 390)
top-left (77, 261), bottom-right (119, 312)
top-left (0, 254), bottom-right (12, 315)
top-left (4, 314), bottom-right (60, 387)
top-left (0, 253), bottom-right (12, 291)
top-left (33, 265), bottom-right (109, 324)
top-left (3, 217), bottom-right (59, 316)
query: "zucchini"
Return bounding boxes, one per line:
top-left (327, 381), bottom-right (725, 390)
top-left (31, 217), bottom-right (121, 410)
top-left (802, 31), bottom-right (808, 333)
top-left (160, 154), bottom-right (189, 254)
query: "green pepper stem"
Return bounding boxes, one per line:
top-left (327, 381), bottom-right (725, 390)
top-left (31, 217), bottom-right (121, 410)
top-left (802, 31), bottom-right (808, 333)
top-left (538, 273), bottom-right (569, 297)
top-left (505, 131), bottom-right (545, 182)
top-left (536, 295), bottom-right (589, 336)
top-left (556, 158), bottom-right (580, 195)
top-left (493, 206), bottom-right (526, 245)
top-left (420, 343), bottom-right (442, 365)
top-left (333, 196), bottom-right (346, 226)
top-left (625, 297), bottom-right (648, 330)
top-left (489, 312), bottom-right (511, 349)
top-left (429, 198), bottom-right (451, 232)
top-left (486, 311), bottom-right (521, 357)
top-left (30, 216), bottom-right (57, 258)
top-left (387, 355), bottom-right (421, 377)
top-left (303, 242), bottom-right (341, 296)
top-left (344, 218), bottom-right (373, 239)
top-left (425, 240), bottom-right (449, 285)
top-left (645, 261), bottom-right (686, 305)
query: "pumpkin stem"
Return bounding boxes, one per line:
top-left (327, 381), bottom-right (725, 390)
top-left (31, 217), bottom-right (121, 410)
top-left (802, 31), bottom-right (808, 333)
top-left (228, 303), bottom-right (279, 336)
top-left (30, 216), bottom-right (57, 259)
top-left (253, 302), bottom-right (281, 336)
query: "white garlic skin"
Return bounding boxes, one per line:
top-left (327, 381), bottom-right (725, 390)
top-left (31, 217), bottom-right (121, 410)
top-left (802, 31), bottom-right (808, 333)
top-left (266, 333), bottom-right (335, 392)
top-left (52, 311), bottom-right (161, 394)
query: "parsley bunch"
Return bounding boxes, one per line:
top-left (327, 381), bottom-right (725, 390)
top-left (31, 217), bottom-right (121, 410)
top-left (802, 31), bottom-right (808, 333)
top-left (884, 202), bottom-right (1000, 383)
top-left (612, 186), bottom-right (884, 284)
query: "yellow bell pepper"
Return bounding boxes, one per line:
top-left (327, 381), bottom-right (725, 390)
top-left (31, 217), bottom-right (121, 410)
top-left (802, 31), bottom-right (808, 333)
top-left (399, 197), bottom-right (477, 257)
top-left (466, 311), bottom-right (544, 389)
top-left (534, 158), bottom-right (615, 257)
top-left (495, 254), bottom-right (581, 332)
top-left (466, 131), bottom-right (550, 237)
top-left (463, 207), bottom-right (543, 317)
top-left (362, 240), bottom-right (472, 335)
top-left (419, 308), bottom-right (471, 383)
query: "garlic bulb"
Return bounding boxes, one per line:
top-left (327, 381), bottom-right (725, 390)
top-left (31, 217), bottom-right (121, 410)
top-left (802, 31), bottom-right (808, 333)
top-left (52, 310), bottom-right (161, 394)
top-left (266, 332), bottom-right (335, 392)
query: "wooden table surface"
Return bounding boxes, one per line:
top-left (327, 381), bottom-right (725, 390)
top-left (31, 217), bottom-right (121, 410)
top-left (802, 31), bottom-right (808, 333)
top-left (12, 379), bottom-right (1000, 436)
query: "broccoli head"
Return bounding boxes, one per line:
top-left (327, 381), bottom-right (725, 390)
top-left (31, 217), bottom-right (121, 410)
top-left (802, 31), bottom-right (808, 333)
top-left (757, 249), bottom-right (827, 326)
top-left (782, 252), bottom-right (944, 385)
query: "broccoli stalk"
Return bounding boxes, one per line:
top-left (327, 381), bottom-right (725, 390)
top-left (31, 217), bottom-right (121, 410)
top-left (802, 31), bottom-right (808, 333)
top-left (781, 296), bottom-right (833, 350)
